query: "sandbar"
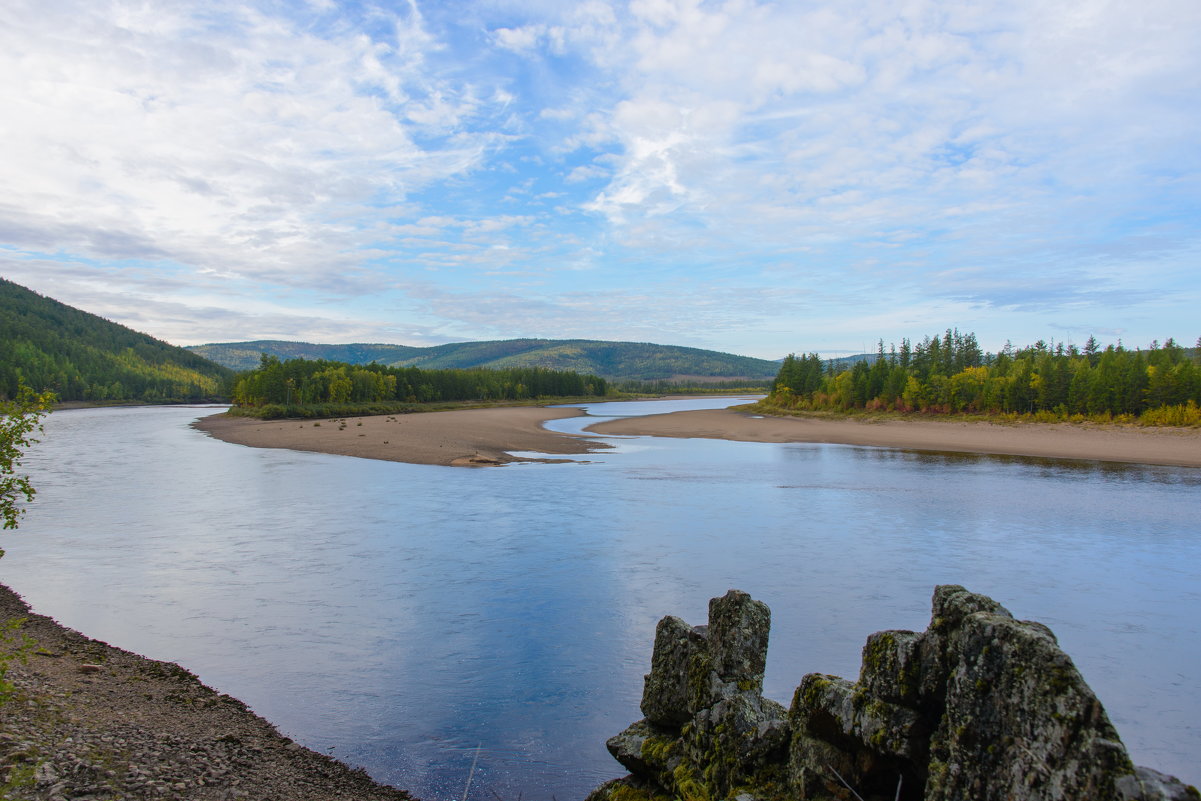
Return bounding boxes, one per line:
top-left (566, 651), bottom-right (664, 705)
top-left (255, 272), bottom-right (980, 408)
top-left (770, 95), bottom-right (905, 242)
top-left (194, 406), bottom-right (610, 467)
top-left (584, 408), bottom-right (1201, 468)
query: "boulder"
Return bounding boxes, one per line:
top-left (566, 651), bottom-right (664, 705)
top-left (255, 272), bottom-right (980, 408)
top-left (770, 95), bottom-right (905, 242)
top-left (589, 586), bottom-right (1200, 801)
top-left (640, 615), bottom-right (709, 727)
top-left (707, 589), bottom-right (770, 690)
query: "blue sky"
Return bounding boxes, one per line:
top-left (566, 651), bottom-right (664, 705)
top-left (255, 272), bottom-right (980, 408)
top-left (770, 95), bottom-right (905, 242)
top-left (1, 0), bottom-right (1198, 359)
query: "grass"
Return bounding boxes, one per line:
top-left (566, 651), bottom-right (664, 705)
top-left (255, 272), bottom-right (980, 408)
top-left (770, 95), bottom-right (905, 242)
top-left (0, 616), bottom-right (33, 705)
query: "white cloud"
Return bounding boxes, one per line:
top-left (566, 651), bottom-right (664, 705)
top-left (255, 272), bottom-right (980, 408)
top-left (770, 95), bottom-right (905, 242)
top-left (537, 0), bottom-right (1201, 292)
top-left (1, 0), bottom-right (1198, 354)
top-left (493, 25), bottom-right (543, 52)
top-left (0, 0), bottom-right (496, 290)
top-left (564, 164), bottom-right (609, 183)
top-left (0, 253), bottom-right (422, 346)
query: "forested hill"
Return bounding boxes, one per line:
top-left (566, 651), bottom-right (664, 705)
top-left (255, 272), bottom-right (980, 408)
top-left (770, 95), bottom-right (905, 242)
top-left (189, 338), bottom-right (781, 382)
top-left (187, 341), bottom-right (427, 371)
top-left (0, 278), bottom-right (232, 402)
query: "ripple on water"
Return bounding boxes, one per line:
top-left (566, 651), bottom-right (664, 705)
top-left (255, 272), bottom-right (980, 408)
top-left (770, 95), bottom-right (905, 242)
top-left (6, 400), bottom-right (1200, 797)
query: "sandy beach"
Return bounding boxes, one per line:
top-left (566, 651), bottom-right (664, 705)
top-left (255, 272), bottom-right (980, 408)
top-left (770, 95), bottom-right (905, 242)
top-left (193, 406), bottom-right (610, 467)
top-left (584, 407), bottom-right (1201, 468)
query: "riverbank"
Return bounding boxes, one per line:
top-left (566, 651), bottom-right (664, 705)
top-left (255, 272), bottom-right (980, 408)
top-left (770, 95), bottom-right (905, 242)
top-left (0, 583), bottom-right (412, 801)
top-left (194, 406), bottom-right (610, 467)
top-left (584, 407), bottom-right (1201, 467)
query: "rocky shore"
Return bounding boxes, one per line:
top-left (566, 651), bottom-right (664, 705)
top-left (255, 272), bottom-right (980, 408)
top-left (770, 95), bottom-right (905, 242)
top-left (0, 583), bottom-right (413, 801)
top-left (589, 587), bottom-right (1200, 801)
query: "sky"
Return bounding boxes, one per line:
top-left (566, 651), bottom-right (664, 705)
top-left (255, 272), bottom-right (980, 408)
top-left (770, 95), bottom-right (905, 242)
top-left (1, 0), bottom-right (1198, 360)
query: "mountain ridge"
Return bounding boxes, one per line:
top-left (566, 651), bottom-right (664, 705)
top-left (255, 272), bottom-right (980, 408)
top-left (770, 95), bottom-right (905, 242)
top-left (188, 338), bottom-right (782, 382)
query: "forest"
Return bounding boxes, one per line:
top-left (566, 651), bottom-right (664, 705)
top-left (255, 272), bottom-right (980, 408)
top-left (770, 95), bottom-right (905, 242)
top-left (0, 278), bottom-right (232, 402)
top-left (231, 355), bottom-right (608, 417)
top-left (192, 337), bottom-right (781, 381)
top-left (765, 330), bottom-right (1201, 425)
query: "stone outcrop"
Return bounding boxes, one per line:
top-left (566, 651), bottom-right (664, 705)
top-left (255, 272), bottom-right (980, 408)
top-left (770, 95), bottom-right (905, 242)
top-left (587, 587), bottom-right (1199, 801)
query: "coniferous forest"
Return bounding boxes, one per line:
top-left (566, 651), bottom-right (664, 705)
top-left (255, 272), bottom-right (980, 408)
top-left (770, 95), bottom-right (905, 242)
top-left (0, 278), bottom-right (232, 402)
top-left (763, 330), bottom-right (1201, 425)
top-left (231, 355), bottom-right (608, 418)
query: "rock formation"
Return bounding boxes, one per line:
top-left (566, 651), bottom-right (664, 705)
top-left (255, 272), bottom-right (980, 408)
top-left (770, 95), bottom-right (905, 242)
top-left (587, 587), bottom-right (1199, 801)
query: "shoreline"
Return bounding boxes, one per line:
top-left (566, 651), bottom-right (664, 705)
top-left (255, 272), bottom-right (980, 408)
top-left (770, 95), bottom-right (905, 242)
top-left (193, 406), bottom-right (610, 467)
top-left (584, 407), bottom-right (1201, 468)
top-left (0, 582), bottom-right (412, 801)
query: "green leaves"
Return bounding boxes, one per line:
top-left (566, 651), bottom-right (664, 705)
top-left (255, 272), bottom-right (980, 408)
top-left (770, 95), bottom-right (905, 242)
top-left (1, 385), bottom-right (54, 531)
top-left (765, 335), bottom-right (1201, 420)
top-left (0, 277), bottom-right (232, 402)
top-left (232, 357), bottom-right (607, 409)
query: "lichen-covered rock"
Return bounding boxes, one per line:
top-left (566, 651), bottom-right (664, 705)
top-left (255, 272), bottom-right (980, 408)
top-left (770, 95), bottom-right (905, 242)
top-left (791, 673), bottom-right (926, 761)
top-left (788, 673), bottom-right (925, 800)
top-left (584, 776), bottom-right (676, 801)
top-left (707, 590), bottom-right (770, 690)
top-left (859, 629), bottom-right (923, 706)
top-left (606, 719), bottom-right (662, 776)
top-left (686, 690), bottom-right (789, 796)
top-left (641, 615), bottom-right (710, 727)
top-left (924, 600), bottom-right (1133, 801)
top-left (589, 586), bottom-right (1200, 801)
top-left (610, 589), bottom-right (789, 801)
top-left (1117, 767), bottom-right (1201, 801)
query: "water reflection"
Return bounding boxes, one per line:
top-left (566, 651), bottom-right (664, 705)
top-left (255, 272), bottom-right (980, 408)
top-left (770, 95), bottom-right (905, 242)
top-left (856, 445), bottom-right (1201, 486)
top-left (3, 400), bottom-right (1199, 798)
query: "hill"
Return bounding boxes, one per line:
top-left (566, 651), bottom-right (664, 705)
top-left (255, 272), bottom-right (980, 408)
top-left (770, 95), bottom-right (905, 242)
top-left (188, 339), bottom-right (781, 382)
top-left (822, 353), bottom-right (875, 370)
top-left (186, 341), bottom-right (426, 372)
top-left (0, 278), bottom-right (233, 402)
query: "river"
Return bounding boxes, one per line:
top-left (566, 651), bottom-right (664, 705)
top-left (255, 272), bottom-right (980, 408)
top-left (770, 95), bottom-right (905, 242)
top-left (4, 397), bottom-right (1200, 798)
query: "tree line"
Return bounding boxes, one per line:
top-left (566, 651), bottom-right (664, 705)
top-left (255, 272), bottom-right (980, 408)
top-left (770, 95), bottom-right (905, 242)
top-left (766, 331), bottom-right (1201, 424)
top-left (232, 355), bottom-right (608, 414)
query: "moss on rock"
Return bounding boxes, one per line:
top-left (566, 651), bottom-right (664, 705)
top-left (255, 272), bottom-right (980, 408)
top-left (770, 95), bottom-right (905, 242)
top-left (589, 587), bottom-right (1199, 801)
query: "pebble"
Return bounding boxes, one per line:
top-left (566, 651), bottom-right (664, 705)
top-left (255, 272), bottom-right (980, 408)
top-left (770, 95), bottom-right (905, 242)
top-left (1, 584), bottom-right (415, 801)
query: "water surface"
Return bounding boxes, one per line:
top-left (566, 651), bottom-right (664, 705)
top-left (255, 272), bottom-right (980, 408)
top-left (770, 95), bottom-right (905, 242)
top-left (4, 399), bottom-right (1199, 798)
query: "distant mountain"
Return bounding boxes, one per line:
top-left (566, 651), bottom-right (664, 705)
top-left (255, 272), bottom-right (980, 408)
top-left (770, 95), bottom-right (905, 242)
top-left (823, 353), bottom-right (876, 370)
top-left (187, 341), bottom-right (425, 372)
top-left (188, 338), bottom-right (781, 382)
top-left (0, 278), bottom-right (233, 402)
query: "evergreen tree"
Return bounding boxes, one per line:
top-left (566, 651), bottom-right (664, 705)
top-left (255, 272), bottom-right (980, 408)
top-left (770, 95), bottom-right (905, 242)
top-left (763, 331), bottom-right (1198, 422)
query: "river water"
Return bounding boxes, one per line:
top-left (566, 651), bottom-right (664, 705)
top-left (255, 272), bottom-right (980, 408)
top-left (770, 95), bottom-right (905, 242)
top-left (4, 398), bottom-right (1200, 798)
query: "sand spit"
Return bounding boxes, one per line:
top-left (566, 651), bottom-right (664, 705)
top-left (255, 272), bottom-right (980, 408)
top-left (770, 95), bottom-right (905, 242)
top-left (193, 406), bottom-right (610, 467)
top-left (584, 407), bottom-right (1201, 468)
